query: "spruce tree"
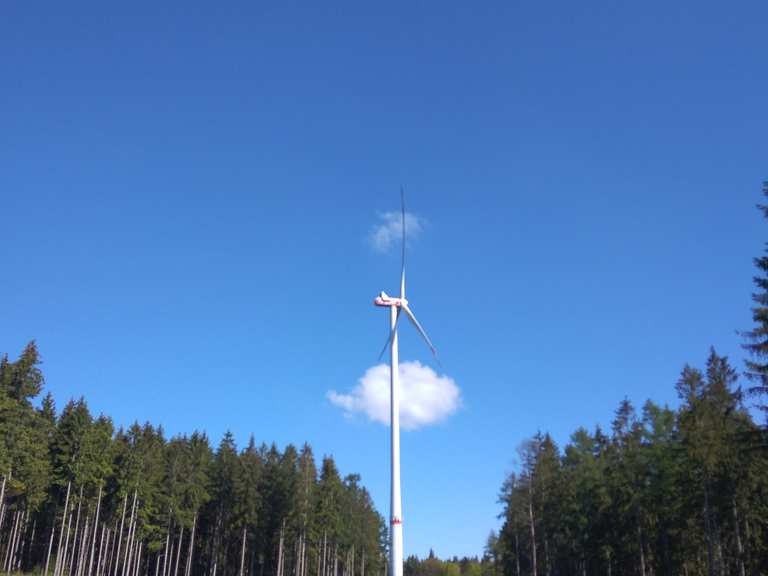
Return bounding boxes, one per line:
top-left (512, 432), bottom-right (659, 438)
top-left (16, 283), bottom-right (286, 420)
top-left (742, 181), bottom-right (768, 415)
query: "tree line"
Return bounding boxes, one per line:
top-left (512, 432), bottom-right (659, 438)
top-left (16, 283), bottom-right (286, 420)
top-left (0, 344), bottom-right (386, 576)
top-left (493, 183), bottom-right (768, 576)
top-left (402, 549), bottom-right (495, 576)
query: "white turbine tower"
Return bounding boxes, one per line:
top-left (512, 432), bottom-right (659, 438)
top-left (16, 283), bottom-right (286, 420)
top-left (374, 191), bottom-right (438, 576)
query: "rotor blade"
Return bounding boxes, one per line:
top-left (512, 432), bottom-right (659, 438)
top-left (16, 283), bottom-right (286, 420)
top-left (400, 186), bottom-right (406, 299)
top-left (400, 303), bottom-right (438, 359)
top-left (377, 309), bottom-right (402, 362)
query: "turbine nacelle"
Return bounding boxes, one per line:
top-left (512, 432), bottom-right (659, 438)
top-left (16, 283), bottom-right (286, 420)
top-left (374, 291), bottom-right (408, 308)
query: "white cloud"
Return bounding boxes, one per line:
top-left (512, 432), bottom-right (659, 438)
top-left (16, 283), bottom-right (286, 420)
top-left (368, 211), bottom-right (424, 253)
top-left (328, 361), bottom-right (461, 430)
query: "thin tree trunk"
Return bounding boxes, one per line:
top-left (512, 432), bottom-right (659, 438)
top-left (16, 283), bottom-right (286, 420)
top-left (14, 509), bottom-right (28, 573)
top-left (69, 486), bottom-right (85, 576)
top-left (703, 479), bottom-right (716, 576)
top-left (166, 543), bottom-right (174, 576)
top-left (134, 541), bottom-right (143, 576)
top-left (60, 505), bottom-right (74, 576)
top-left (25, 516), bottom-right (37, 572)
top-left (55, 482), bottom-right (72, 576)
top-left (107, 528), bottom-right (117, 576)
top-left (103, 528), bottom-right (114, 576)
top-left (96, 524), bottom-right (107, 576)
top-left (295, 533), bottom-right (301, 576)
top-left (77, 519), bottom-right (90, 576)
top-left (45, 512), bottom-right (57, 576)
top-left (123, 492), bottom-right (138, 576)
top-left (744, 518), bottom-right (752, 576)
top-left (0, 474), bottom-right (6, 533)
top-left (527, 488), bottom-right (537, 576)
top-left (0, 471), bottom-right (10, 536)
top-left (173, 527), bottom-right (183, 576)
top-left (114, 493), bottom-right (129, 576)
top-left (101, 528), bottom-right (110, 576)
top-left (12, 509), bottom-right (26, 574)
top-left (88, 484), bottom-right (104, 576)
top-left (321, 532), bottom-right (326, 576)
top-left (2, 510), bottom-right (16, 573)
top-left (162, 515), bottom-right (171, 576)
top-left (3, 510), bottom-right (20, 574)
top-left (239, 527), bottom-right (247, 576)
top-left (514, 532), bottom-right (520, 576)
top-left (184, 514), bottom-right (196, 576)
top-left (638, 522), bottom-right (646, 576)
top-left (277, 521), bottom-right (285, 576)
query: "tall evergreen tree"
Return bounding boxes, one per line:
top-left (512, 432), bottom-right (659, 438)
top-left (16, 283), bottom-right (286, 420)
top-left (742, 181), bottom-right (768, 416)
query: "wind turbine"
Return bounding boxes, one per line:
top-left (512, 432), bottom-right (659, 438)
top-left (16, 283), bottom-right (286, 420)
top-left (373, 191), bottom-right (437, 576)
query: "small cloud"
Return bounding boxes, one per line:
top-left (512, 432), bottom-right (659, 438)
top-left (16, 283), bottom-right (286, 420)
top-left (368, 211), bottom-right (424, 253)
top-left (328, 361), bottom-right (461, 430)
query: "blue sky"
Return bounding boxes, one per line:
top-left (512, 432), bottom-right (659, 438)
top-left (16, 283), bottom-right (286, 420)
top-left (2, 0), bottom-right (767, 559)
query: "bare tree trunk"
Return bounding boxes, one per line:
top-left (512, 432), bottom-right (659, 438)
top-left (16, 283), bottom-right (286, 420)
top-left (123, 492), bottom-right (138, 576)
top-left (162, 515), bottom-right (171, 576)
top-left (173, 527), bottom-right (183, 576)
top-left (0, 474), bottom-right (7, 533)
top-left (96, 524), bottom-right (107, 576)
top-left (103, 529), bottom-right (114, 576)
top-left (239, 527), bottom-right (247, 576)
top-left (166, 543), bottom-right (174, 576)
top-left (134, 541), bottom-right (143, 576)
top-left (0, 471), bottom-right (10, 536)
top-left (2, 510), bottom-right (15, 572)
top-left (184, 514), bottom-right (196, 576)
top-left (107, 528), bottom-right (117, 576)
top-left (277, 521), bottom-right (285, 576)
top-left (55, 482), bottom-right (72, 576)
top-left (45, 512), bottom-right (57, 576)
top-left (14, 509), bottom-right (28, 573)
top-left (638, 523), bottom-right (646, 576)
top-left (527, 487), bottom-right (537, 576)
top-left (3, 509), bottom-right (20, 574)
top-left (321, 532), bottom-right (326, 576)
top-left (114, 493), bottom-right (129, 576)
top-left (77, 519), bottom-right (90, 576)
top-left (295, 533), bottom-right (302, 576)
top-left (744, 519), bottom-right (752, 576)
top-left (60, 506), bottom-right (74, 576)
top-left (88, 484), bottom-right (104, 576)
top-left (25, 516), bottom-right (37, 572)
top-left (514, 532), bottom-right (520, 576)
top-left (69, 486), bottom-right (85, 576)
top-left (12, 509), bottom-right (26, 574)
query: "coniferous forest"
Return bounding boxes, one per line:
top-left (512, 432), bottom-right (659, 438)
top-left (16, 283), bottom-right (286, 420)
top-left (0, 347), bottom-right (386, 576)
top-left (492, 185), bottom-right (768, 576)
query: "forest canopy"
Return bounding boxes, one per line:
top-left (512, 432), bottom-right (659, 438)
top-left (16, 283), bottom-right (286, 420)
top-left (0, 342), bottom-right (387, 576)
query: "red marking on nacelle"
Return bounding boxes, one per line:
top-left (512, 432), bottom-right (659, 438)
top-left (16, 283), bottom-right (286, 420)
top-left (374, 297), bottom-right (403, 307)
